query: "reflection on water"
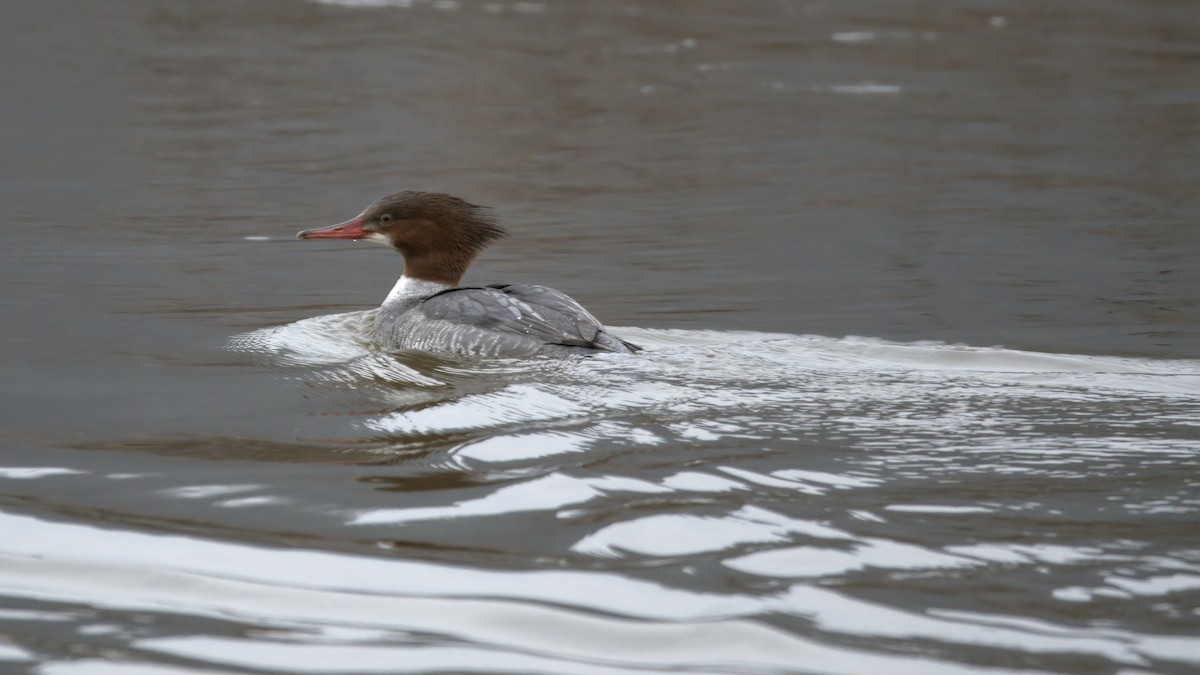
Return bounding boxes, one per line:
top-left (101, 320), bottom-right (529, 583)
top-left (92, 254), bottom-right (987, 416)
top-left (2, 0), bottom-right (1200, 672)
top-left (4, 316), bottom-right (1198, 672)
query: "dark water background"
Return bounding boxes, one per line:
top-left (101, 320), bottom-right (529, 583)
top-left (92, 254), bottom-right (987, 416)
top-left (1, 1), bottom-right (1198, 673)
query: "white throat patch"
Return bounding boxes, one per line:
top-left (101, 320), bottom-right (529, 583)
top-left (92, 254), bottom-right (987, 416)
top-left (383, 276), bottom-right (451, 306)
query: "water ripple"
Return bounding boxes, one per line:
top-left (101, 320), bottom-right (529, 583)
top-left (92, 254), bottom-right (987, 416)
top-left (9, 317), bottom-right (1190, 671)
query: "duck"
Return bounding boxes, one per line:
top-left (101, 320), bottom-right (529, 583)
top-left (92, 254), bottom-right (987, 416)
top-left (296, 191), bottom-right (640, 357)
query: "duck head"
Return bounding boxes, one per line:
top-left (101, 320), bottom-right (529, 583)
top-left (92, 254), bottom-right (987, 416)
top-left (297, 191), bottom-right (507, 286)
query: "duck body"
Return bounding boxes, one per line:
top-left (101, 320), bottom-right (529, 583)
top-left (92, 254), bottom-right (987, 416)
top-left (377, 278), bottom-right (638, 357)
top-left (297, 191), bottom-right (639, 358)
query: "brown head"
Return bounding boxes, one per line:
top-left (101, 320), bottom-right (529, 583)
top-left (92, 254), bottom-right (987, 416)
top-left (297, 191), bottom-right (507, 286)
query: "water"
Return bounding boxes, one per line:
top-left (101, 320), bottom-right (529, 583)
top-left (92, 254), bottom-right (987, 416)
top-left (1, 0), bottom-right (1198, 673)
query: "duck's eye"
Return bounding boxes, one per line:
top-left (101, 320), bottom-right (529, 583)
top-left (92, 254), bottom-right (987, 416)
top-left (379, 214), bottom-right (393, 224)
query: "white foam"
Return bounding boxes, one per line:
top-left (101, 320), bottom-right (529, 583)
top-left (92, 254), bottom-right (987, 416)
top-left (0, 467), bottom-right (85, 479)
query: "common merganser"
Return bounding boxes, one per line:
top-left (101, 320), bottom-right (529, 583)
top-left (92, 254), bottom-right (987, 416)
top-left (296, 191), bottom-right (640, 357)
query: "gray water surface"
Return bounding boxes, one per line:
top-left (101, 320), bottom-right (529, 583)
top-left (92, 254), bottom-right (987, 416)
top-left (1, 1), bottom-right (1198, 673)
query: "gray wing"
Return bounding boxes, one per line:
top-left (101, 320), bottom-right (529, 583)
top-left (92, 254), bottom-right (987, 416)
top-left (416, 284), bottom-right (639, 353)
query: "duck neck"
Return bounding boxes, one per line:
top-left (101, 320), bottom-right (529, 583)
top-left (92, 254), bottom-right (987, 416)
top-left (398, 248), bottom-right (472, 288)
